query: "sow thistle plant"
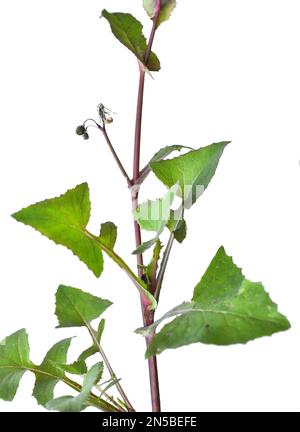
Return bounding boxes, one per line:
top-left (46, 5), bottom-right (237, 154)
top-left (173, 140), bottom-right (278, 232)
top-left (1, 1), bottom-right (290, 413)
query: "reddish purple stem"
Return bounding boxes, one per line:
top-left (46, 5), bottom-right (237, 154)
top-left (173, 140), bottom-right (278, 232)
top-left (132, 0), bottom-right (162, 413)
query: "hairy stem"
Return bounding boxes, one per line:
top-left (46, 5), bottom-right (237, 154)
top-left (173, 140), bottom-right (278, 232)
top-left (132, 0), bottom-right (162, 413)
top-left (86, 322), bottom-right (135, 412)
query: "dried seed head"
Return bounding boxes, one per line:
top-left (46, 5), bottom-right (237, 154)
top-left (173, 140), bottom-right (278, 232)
top-left (76, 125), bottom-right (86, 136)
top-left (98, 103), bottom-right (114, 126)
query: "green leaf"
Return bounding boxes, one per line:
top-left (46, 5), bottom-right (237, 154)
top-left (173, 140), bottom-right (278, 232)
top-left (59, 361), bottom-right (87, 376)
top-left (134, 187), bottom-right (176, 233)
top-left (32, 338), bottom-right (73, 406)
top-left (102, 10), bottom-right (160, 72)
top-left (143, 0), bottom-right (177, 27)
top-left (97, 319), bottom-right (106, 343)
top-left (12, 183), bottom-right (104, 277)
top-left (12, 183), bottom-right (156, 308)
top-left (133, 237), bottom-right (159, 255)
top-left (99, 222), bottom-right (117, 250)
top-left (0, 329), bottom-right (32, 401)
top-left (145, 240), bottom-right (162, 287)
top-left (77, 346), bottom-right (97, 363)
top-left (138, 145), bottom-right (192, 185)
top-left (55, 285), bottom-right (112, 328)
top-left (133, 186), bottom-right (178, 254)
top-left (46, 362), bottom-right (103, 412)
top-left (141, 247), bottom-right (291, 358)
top-left (0, 330), bottom-right (111, 411)
top-left (167, 209), bottom-right (187, 243)
top-left (136, 302), bottom-right (193, 337)
top-left (150, 142), bottom-right (230, 208)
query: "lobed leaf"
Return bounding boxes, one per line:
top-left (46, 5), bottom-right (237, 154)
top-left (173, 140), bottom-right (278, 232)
top-left (0, 329), bottom-right (32, 401)
top-left (12, 183), bottom-right (104, 277)
top-left (32, 338), bottom-right (73, 406)
top-left (0, 330), bottom-right (111, 411)
top-left (0, 330), bottom-right (77, 405)
top-left (46, 362), bottom-right (103, 412)
top-left (140, 247), bottom-right (291, 358)
top-left (150, 142), bottom-right (230, 208)
top-left (12, 183), bottom-right (155, 308)
top-left (55, 285), bottom-right (112, 328)
top-left (102, 10), bottom-right (160, 71)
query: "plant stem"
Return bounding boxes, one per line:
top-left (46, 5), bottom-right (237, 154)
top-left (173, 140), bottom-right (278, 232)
top-left (155, 205), bottom-right (184, 300)
top-left (86, 322), bottom-right (135, 412)
top-left (132, 1), bottom-right (162, 413)
top-left (86, 230), bottom-right (155, 308)
top-left (96, 384), bottom-right (126, 412)
top-left (155, 232), bottom-right (175, 301)
top-left (29, 366), bottom-right (118, 412)
top-left (99, 125), bottom-right (132, 187)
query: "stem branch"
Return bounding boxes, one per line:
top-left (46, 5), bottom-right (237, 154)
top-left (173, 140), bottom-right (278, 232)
top-left (155, 232), bottom-right (175, 301)
top-left (99, 125), bottom-right (132, 187)
top-left (86, 322), bottom-right (135, 412)
top-left (28, 366), bottom-right (118, 412)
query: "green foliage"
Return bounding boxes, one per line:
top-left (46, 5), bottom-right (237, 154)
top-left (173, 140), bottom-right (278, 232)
top-left (55, 285), bottom-right (112, 328)
top-left (134, 187), bottom-right (176, 233)
top-left (59, 361), bottom-right (87, 375)
top-left (138, 247), bottom-right (290, 358)
top-left (0, 329), bottom-right (32, 401)
top-left (99, 222), bottom-right (117, 250)
top-left (133, 185), bottom-right (183, 254)
top-left (0, 330), bottom-right (96, 409)
top-left (102, 10), bottom-right (160, 71)
top-left (46, 362), bottom-right (103, 412)
top-left (143, 0), bottom-right (177, 27)
top-left (166, 209), bottom-right (187, 243)
top-left (138, 145), bottom-right (192, 185)
top-left (33, 338), bottom-right (73, 406)
top-left (140, 240), bottom-right (162, 288)
top-left (12, 183), bottom-right (104, 277)
top-left (133, 237), bottom-right (159, 255)
top-left (150, 142), bottom-right (230, 208)
top-left (3, 1), bottom-right (292, 414)
top-left (78, 346), bottom-right (98, 363)
top-left (11, 183), bottom-right (155, 308)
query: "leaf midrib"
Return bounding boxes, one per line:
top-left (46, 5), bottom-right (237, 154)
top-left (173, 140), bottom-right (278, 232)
top-left (173, 306), bottom-right (286, 327)
top-left (59, 291), bottom-right (91, 328)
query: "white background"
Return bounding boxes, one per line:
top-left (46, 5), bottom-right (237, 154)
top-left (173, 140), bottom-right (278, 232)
top-left (0, 0), bottom-right (299, 412)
